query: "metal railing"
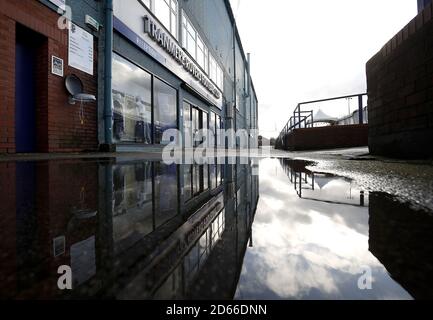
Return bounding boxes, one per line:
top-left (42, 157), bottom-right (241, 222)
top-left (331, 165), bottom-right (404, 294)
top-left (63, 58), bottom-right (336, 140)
top-left (276, 93), bottom-right (367, 150)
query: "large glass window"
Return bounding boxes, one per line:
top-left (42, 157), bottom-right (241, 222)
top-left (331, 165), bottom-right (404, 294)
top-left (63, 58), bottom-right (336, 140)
top-left (216, 114), bottom-right (221, 147)
top-left (146, 0), bottom-right (178, 39)
top-left (182, 12), bottom-right (208, 73)
top-left (202, 112), bottom-right (208, 146)
top-left (112, 54), bottom-right (152, 144)
top-left (209, 54), bottom-right (223, 90)
top-left (209, 112), bottom-right (216, 148)
top-left (192, 107), bottom-right (201, 147)
top-left (154, 78), bottom-right (177, 145)
top-left (183, 102), bottom-right (193, 148)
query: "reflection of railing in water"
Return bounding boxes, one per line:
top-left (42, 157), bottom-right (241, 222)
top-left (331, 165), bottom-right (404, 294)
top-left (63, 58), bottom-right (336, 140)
top-left (280, 159), bottom-right (366, 207)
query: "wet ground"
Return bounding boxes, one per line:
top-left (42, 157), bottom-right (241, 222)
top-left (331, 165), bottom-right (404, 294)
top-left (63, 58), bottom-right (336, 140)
top-left (0, 152), bottom-right (432, 299)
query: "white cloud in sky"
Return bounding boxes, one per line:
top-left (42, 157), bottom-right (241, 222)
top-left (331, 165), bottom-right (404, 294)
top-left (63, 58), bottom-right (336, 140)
top-left (230, 0), bottom-right (417, 138)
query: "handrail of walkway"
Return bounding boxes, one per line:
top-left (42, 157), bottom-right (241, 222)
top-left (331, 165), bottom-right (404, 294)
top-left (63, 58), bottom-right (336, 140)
top-left (275, 93), bottom-right (367, 150)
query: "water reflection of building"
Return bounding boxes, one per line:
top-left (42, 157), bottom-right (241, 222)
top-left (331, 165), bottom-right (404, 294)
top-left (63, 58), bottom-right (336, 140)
top-left (279, 159), bottom-right (367, 207)
top-left (0, 158), bottom-right (259, 299)
top-left (369, 192), bottom-right (433, 299)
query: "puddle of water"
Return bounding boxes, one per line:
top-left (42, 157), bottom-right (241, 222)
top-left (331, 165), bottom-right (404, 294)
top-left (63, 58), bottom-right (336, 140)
top-left (0, 158), bottom-right (432, 300)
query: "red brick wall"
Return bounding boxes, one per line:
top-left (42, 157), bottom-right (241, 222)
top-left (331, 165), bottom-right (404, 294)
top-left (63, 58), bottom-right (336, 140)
top-left (283, 124), bottom-right (369, 151)
top-left (0, 0), bottom-right (98, 153)
top-left (0, 16), bottom-right (16, 153)
top-left (366, 4), bottom-right (433, 158)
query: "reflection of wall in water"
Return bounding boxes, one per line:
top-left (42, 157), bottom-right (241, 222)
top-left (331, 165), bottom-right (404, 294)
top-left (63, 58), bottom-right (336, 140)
top-left (0, 161), bottom-right (99, 299)
top-left (0, 159), bottom-right (259, 300)
top-left (369, 193), bottom-right (433, 299)
top-left (117, 162), bottom-right (259, 300)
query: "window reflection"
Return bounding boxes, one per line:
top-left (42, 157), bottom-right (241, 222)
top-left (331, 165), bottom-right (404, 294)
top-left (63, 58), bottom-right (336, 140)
top-left (154, 163), bottom-right (178, 226)
top-left (154, 78), bottom-right (177, 145)
top-left (183, 209), bottom-right (226, 286)
top-left (112, 163), bottom-right (154, 253)
top-left (112, 54), bottom-right (152, 144)
top-left (184, 163), bottom-right (223, 203)
top-left (153, 78), bottom-right (177, 144)
top-left (112, 162), bottom-right (179, 253)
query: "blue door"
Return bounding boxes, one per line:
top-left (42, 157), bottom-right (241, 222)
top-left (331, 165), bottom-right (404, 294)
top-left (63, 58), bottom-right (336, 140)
top-left (15, 37), bottom-right (36, 153)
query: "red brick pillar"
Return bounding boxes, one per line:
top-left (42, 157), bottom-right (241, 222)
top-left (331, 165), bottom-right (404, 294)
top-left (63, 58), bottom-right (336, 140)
top-left (0, 15), bottom-right (16, 154)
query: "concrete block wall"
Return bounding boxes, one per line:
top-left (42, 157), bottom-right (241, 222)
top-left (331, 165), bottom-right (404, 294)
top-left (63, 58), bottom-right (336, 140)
top-left (366, 3), bottom-right (433, 158)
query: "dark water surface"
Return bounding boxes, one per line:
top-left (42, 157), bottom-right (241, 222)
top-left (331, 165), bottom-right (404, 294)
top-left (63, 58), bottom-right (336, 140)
top-left (0, 158), bottom-right (432, 299)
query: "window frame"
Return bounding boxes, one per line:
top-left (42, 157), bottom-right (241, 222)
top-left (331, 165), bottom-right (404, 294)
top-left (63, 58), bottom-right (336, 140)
top-left (112, 51), bottom-right (178, 146)
top-left (140, 0), bottom-right (179, 39)
top-left (181, 11), bottom-right (210, 75)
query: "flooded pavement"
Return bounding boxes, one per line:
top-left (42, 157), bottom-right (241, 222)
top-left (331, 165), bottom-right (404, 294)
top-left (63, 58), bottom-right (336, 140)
top-left (0, 157), bottom-right (432, 300)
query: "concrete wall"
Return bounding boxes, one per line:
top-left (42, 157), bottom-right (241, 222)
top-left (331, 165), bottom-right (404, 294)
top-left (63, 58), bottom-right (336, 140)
top-left (366, 3), bottom-right (433, 158)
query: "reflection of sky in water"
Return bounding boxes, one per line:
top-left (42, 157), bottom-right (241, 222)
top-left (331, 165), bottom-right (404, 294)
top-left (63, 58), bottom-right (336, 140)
top-left (235, 159), bottom-right (412, 300)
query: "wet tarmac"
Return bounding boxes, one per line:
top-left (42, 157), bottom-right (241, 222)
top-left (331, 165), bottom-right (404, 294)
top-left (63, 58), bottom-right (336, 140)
top-left (0, 155), bottom-right (432, 299)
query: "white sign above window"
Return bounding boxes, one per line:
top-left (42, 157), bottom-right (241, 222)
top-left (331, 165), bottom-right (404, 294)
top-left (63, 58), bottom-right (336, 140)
top-left (68, 23), bottom-right (94, 76)
top-left (48, 0), bottom-right (66, 11)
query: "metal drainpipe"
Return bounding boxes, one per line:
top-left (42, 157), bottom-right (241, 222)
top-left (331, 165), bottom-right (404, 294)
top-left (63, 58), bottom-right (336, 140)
top-left (104, 0), bottom-right (114, 146)
top-left (233, 21), bottom-right (237, 150)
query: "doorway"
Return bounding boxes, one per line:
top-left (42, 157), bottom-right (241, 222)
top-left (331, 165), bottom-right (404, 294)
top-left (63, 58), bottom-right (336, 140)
top-left (15, 25), bottom-right (46, 153)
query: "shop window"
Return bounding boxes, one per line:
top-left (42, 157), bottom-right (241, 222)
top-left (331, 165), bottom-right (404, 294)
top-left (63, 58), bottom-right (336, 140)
top-left (202, 111), bottom-right (208, 146)
top-left (154, 78), bottom-right (178, 145)
top-left (216, 114), bottom-right (221, 147)
top-left (209, 112), bottom-right (216, 148)
top-left (183, 102), bottom-right (193, 148)
top-left (192, 107), bottom-right (201, 147)
top-left (112, 54), bottom-right (152, 144)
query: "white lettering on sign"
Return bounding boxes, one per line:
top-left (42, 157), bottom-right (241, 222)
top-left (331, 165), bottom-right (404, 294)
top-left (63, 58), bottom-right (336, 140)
top-left (144, 16), bottom-right (221, 100)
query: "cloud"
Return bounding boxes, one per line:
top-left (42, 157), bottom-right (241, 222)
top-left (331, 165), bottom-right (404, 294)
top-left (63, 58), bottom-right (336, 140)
top-left (231, 0), bottom-right (417, 138)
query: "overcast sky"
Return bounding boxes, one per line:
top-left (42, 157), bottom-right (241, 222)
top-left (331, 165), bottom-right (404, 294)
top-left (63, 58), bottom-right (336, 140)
top-left (230, 0), bottom-right (417, 138)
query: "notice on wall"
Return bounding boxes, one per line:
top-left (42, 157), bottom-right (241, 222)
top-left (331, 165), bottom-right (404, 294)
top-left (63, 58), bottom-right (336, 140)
top-left (48, 0), bottom-right (66, 11)
top-left (51, 56), bottom-right (64, 77)
top-left (68, 23), bottom-right (94, 76)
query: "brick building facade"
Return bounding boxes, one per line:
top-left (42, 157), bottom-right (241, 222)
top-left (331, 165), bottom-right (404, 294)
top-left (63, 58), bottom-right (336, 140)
top-left (0, 0), bottom-right (101, 153)
top-left (366, 2), bottom-right (433, 158)
top-left (0, 0), bottom-right (259, 154)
